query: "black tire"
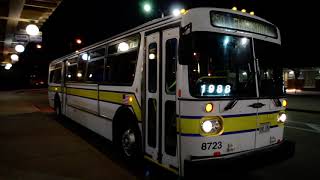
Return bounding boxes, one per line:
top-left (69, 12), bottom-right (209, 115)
top-left (116, 119), bottom-right (142, 161)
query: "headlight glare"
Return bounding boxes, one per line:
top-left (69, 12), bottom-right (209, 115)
top-left (201, 120), bottom-right (222, 134)
top-left (278, 113), bottom-right (287, 123)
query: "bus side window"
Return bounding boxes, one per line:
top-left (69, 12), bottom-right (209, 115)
top-left (66, 58), bottom-right (78, 82)
top-left (105, 35), bottom-right (140, 85)
top-left (77, 53), bottom-right (88, 82)
top-left (148, 43), bottom-right (157, 93)
top-left (165, 38), bottom-right (178, 94)
top-left (86, 58), bottom-right (104, 83)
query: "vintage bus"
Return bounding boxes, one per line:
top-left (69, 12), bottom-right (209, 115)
top-left (48, 7), bottom-right (294, 177)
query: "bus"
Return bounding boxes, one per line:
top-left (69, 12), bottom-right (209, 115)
top-left (48, 7), bottom-right (295, 177)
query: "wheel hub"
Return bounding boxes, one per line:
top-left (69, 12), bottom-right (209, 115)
top-left (121, 129), bottom-right (136, 157)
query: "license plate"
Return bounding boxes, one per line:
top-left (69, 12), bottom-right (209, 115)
top-left (259, 123), bottom-right (270, 133)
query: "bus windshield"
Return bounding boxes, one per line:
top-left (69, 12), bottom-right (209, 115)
top-left (254, 39), bottom-right (284, 97)
top-left (187, 32), bottom-right (256, 98)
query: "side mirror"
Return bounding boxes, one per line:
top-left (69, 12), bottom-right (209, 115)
top-left (179, 34), bottom-right (193, 65)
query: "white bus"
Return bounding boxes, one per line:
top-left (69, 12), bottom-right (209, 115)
top-left (48, 7), bottom-right (294, 177)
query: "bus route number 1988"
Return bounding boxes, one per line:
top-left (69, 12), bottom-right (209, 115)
top-left (201, 142), bottom-right (222, 150)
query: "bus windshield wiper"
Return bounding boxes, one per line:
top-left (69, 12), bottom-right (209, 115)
top-left (224, 98), bottom-right (238, 111)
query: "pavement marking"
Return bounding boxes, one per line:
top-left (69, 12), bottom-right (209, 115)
top-left (306, 123), bottom-right (320, 133)
top-left (285, 120), bottom-right (320, 133)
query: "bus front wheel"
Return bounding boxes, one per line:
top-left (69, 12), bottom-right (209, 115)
top-left (117, 118), bottom-right (142, 160)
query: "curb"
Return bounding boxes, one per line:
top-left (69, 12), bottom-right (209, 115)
top-left (287, 108), bottom-right (320, 114)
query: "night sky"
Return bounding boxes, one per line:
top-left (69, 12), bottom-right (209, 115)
top-left (0, 0), bottom-right (317, 89)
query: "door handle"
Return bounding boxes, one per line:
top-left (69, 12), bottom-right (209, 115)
top-left (248, 102), bottom-right (265, 108)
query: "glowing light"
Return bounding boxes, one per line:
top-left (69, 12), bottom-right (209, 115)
top-left (143, 3), bottom-right (152, 13)
top-left (26, 24), bottom-right (39, 36)
top-left (241, 38), bottom-right (249, 46)
top-left (81, 53), bottom-right (90, 61)
top-left (223, 37), bottom-right (230, 46)
top-left (89, 74), bottom-right (93, 78)
top-left (149, 53), bottom-right (156, 60)
top-left (232, 7), bottom-right (237, 11)
top-left (15, 45), bottom-right (25, 53)
top-left (5, 63), bottom-right (12, 70)
top-left (205, 103), bottom-right (213, 113)
top-left (118, 42), bottom-right (129, 52)
top-left (67, 74), bottom-right (72, 78)
top-left (76, 39), bottom-right (82, 44)
top-left (129, 96), bottom-right (133, 103)
top-left (242, 72), bottom-right (247, 76)
top-left (202, 121), bottom-right (213, 133)
top-left (282, 100), bottom-right (287, 107)
top-left (10, 54), bottom-right (19, 61)
top-left (36, 44), bottom-right (42, 49)
top-left (289, 71), bottom-right (294, 75)
top-left (180, 9), bottom-right (187, 14)
top-left (172, 9), bottom-right (181, 17)
top-left (241, 9), bottom-right (246, 13)
top-left (278, 113), bottom-right (287, 123)
top-left (250, 11), bottom-right (255, 15)
top-left (77, 72), bottom-right (82, 78)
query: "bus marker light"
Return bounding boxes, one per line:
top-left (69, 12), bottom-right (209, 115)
top-left (205, 103), bottom-right (213, 113)
top-left (213, 151), bottom-right (221, 157)
top-left (282, 100), bottom-right (287, 107)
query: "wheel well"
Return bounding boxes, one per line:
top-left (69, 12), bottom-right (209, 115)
top-left (112, 106), bottom-right (140, 142)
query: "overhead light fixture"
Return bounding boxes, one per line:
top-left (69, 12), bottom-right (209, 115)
top-left (11, 54), bottom-right (19, 62)
top-left (15, 44), bottom-right (25, 53)
top-left (5, 63), bottom-right (12, 70)
top-left (26, 24), bottom-right (39, 36)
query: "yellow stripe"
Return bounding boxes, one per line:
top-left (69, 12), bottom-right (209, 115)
top-left (48, 86), bottom-right (62, 92)
top-left (178, 113), bottom-right (281, 136)
top-left (67, 88), bottom-right (98, 99)
top-left (144, 155), bottom-right (178, 174)
top-left (64, 88), bottom-right (141, 121)
top-left (99, 91), bottom-right (141, 121)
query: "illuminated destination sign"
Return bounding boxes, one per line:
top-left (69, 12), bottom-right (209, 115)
top-left (200, 84), bottom-right (231, 96)
top-left (210, 11), bottom-right (278, 38)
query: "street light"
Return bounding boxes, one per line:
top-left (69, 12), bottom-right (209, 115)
top-left (36, 44), bottom-right (42, 49)
top-left (76, 39), bottom-right (82, 44)
top-left (26, 24), bottom-right (39, 36)
top-left (15, 44), bottom-right (25, 53)
top-left (143, 3), bottom-right (152, 13)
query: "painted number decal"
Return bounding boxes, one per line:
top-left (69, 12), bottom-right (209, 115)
top-left (201, 142), bottom-right (222, 150)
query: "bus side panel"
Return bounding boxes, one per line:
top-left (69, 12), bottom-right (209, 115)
top-left (66, 103), bottom-right (113, 141)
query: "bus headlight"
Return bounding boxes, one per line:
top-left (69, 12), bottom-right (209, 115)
top-left (278, 113), bottom-right (287, 123)
top-left (201, 120), bottom-right (222, 134)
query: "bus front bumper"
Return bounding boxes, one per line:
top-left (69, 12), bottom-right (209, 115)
top-left (184, 140), bottom-right (295, 177)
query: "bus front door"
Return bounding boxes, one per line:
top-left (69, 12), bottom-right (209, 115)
top-left (145, 27), bottom-right (179, 173)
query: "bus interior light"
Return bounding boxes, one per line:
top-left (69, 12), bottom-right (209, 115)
top-left (232, 7), bottom-right (237, 11)
top-left (241, 9), bottom-right (246, 13)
